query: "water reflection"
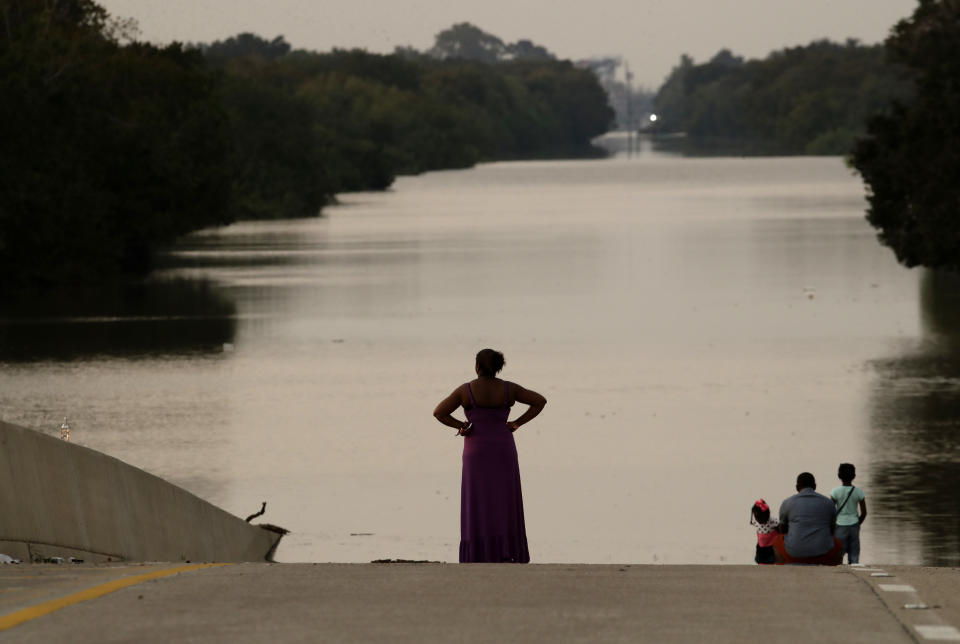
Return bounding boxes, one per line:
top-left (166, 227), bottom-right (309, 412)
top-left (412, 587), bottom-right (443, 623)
top-left (0, 277), bottom-right (238, 506)
top-left (0, 156), bottom-right (943, 563)
top-left (0, 279), bottom-right (236, 361)
top-left (869, 270), bottom-right (960, 566)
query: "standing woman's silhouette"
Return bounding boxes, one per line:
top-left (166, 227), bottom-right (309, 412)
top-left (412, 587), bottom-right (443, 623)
top-left (433, 349), bottom-right (547, 563)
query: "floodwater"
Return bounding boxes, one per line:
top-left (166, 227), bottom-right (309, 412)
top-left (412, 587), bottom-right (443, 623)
top-left (2, 150), bottom-right (959, 565)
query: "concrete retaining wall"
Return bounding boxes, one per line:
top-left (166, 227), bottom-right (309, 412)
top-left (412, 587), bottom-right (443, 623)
top-left (0, 420), bottom-right (282, 562)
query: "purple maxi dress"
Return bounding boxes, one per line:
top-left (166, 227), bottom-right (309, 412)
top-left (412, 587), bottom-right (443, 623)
top-left (460, 381), bottom-right (530, 563)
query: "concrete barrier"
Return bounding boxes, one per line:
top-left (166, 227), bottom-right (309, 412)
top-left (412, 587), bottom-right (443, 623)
top-left (0, 420), bottom-right (283, 563)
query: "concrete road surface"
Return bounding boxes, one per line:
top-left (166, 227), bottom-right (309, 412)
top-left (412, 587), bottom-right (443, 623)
top-left (2, 563), bottom-right (959, 643)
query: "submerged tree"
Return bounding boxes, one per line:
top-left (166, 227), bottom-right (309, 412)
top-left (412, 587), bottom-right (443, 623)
top-left (851, 0), bottom-right (960, 270)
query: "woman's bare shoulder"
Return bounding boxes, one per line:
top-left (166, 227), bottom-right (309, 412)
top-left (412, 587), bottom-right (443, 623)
top-left (513, 383), bottom-right (546, 405)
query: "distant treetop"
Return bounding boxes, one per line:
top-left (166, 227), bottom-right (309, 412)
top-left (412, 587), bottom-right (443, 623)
top-left (201, 33), bottom-right (291, 61)
top-left (427, 22), bottom-right (555, 63)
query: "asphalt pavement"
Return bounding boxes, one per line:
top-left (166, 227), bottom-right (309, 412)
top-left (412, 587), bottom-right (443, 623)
top-left (1, 562), bottom-right (958, 643)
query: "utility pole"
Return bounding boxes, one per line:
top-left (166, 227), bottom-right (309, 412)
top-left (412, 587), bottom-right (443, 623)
top-left (624, 62), bottom-right (635, 155)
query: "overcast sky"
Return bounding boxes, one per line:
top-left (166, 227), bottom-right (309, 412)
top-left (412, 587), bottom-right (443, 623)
top-left (98, 0), bottom-right (918, 88)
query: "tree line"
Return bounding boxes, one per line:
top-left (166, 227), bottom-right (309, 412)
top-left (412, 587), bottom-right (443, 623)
top-left (5, 0), bottom-right (954, 286)
top-left (651, 40), bottom-right (913, 155)
top-left (205, 33), bottom-right (613, 220)
top-left (648, 0), bottom-right (960, 273)
top-left (850, 0), bottom-right (960, 271)
top-left (0, 4), bottom-right (612, 291)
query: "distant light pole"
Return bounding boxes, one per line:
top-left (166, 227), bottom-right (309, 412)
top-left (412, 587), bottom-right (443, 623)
top-left (624, 62), bottom-right (635, 155)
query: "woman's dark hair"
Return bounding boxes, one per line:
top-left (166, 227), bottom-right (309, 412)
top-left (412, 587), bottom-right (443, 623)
top-left (751, 504), bottom-right (770, 523)
top-left (475, 348), bottom-right (505, 377)
top-left (838, 463), bottom-right (856, 481)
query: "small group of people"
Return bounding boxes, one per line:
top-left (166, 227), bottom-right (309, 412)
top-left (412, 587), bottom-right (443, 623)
top-left (433, 348), bottom-right (869, 567)
top-left (751, 466), bottom-right (867, 566)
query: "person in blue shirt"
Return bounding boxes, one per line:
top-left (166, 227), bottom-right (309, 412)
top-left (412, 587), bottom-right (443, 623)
top-left (830, 463), bottom-right (867, 564)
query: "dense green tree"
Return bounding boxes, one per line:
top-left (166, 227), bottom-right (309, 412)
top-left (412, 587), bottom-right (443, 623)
top-left (201, 32), bottom-right (290, 61)
top-left (218, 72), bottom-right (334, 218)
top-left (507, 39), bottom-right (555, 61)
top-left (283, 48), bottom-right (424, 92)
top-left (0, 11), bottom-right (614, 289)
top-left (652, 54), bottom-right (695, 127)
top-left (0, 0), bottom-right (231, 290)
top-left (428, 22), bottom-right (507, 63)
top-left (504, 60), bottom-right (614, 152)
top-left (202, 38), bottom-right (613, 196)
top-left (851, 0), bottom-right (960, 270)
top-left (652, 40), bottom-right (911, 154)
top-left (296, 72), bottom-right (405, 188)
top-left (579, 57), bottom-right (654, 130)
top-left (426, 22), bottom-right (556, 63)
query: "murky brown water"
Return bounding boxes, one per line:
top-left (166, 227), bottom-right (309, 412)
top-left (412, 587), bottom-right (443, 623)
top-left (2, 152), bottom-right (958, 565)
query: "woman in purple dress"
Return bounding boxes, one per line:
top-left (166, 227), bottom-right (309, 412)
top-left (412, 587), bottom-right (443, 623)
top-left (433, 349), bottom-right (547, 563)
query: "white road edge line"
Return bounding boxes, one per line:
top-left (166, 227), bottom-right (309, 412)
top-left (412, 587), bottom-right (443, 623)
top-left (914, 625), bottom-right (960, 641)
top-left (878, 584), bottom-right (917, 592)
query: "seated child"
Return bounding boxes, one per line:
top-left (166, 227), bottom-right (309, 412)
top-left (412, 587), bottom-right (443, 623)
top-left (750, 499), bottom-right (779, 564)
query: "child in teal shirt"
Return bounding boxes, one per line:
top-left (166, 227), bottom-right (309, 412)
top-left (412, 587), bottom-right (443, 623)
top-left (830, 463), bottom-right (867, 564)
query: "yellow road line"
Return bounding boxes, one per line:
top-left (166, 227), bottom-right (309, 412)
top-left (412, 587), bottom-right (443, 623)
top-left (0, 563), bottom-right (229, 632)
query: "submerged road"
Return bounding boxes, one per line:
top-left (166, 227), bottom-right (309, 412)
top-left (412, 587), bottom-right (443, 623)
top-left (1, 563), bottom-right (959, 643)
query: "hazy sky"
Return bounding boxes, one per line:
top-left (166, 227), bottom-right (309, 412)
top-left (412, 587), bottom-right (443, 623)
top-left (98, 0), bottom-right (918, 88)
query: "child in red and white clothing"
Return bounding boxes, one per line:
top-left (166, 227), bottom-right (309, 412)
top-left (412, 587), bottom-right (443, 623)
top-left (750, 499), bottom-right (779, 564)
